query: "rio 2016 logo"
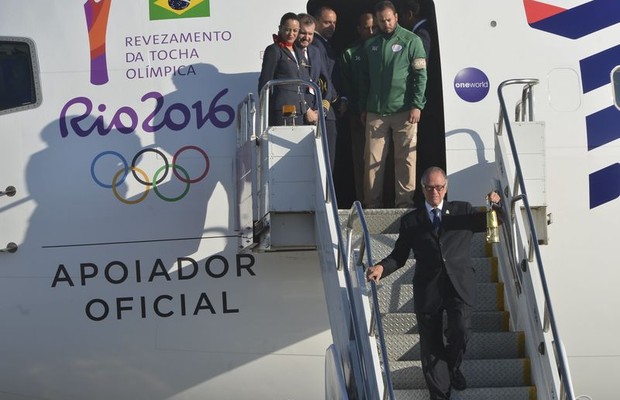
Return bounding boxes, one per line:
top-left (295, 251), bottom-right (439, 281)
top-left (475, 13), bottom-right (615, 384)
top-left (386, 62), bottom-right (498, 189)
top-left (90, 146), bottom-right (210, 204)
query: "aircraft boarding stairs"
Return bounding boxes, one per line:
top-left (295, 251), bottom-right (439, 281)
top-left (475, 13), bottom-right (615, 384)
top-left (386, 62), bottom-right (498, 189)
top-left (343, 209), bottom-right (535, 399)
top-left (236, 79), bottom-right (583, 399)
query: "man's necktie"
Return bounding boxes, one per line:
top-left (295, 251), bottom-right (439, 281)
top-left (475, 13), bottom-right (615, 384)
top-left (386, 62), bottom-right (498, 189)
top-left (302, 48), bottom-right (314, 94)
top-left (432, 208), bottom-right (441, 233)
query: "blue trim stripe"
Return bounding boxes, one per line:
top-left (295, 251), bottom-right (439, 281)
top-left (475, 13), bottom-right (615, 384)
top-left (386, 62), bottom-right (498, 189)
top-left (531, 0), bottom-right (620, 39)
top-left (585, 106), bottom-right (620, 151)
top-left (589, 163), bottom-right (620, 208)
top-left (580, 45), bottom-right (620, 93)
top-left (529, 1), bottom-right (620, 209)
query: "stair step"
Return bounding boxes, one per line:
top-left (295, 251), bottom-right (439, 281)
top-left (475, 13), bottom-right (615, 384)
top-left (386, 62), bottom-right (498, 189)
top-left (381, 311), bottom-right (510, 334)
top-left (377, 282), bottom-right (504, 313)
top-left (366, 233), bottom-right (491, 261)
top-left (384, 331), bottom-right (525, 361)
top-left (340, 208), bottom-right (491, 249)
top-left (390, 358), bottom-right (532, 390)
top-left (339, 208), bottom-right (410, 234)
top-left (393, 386), bottom-right (536, 400)
top-left (376, 256), bottom-right (498, 286)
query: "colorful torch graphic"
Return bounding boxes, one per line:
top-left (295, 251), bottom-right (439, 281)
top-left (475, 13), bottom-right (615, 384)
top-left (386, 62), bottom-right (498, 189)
top-left (84, 0), bottom-right (112, 85)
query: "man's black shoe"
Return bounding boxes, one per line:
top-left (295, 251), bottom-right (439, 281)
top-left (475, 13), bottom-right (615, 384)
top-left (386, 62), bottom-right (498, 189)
top-left (429, 391), bottom-right (451, 400)
top-left (451, 369), bottom-right (467, 391)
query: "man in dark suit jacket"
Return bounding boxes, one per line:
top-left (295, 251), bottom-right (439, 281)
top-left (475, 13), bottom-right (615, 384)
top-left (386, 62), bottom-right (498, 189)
top-left (367, 166), bottom-right (502, 400)
top-left (296, 13), bottom-right (338, 167)
top-left (309, 7), bottom-right (341, 169)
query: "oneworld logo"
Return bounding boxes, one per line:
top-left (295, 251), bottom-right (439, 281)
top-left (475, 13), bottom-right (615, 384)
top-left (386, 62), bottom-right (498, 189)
top-left (454, 67), bottom-right (490, 103)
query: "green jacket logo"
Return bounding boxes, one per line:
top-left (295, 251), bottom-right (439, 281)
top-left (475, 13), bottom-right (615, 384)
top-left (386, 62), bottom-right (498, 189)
top-left (149, 0), bottom-right (210, 20)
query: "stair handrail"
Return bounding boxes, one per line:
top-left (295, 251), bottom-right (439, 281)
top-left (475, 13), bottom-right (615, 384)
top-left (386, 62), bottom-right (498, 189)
top-left (344, 201), bottom-right (396, 400)
top-left (257, 79), bottom-right (325, 138)
top-left (236, 93), bottom-right (256, 147)
top-left (497, 78), bottom-right (576, 400)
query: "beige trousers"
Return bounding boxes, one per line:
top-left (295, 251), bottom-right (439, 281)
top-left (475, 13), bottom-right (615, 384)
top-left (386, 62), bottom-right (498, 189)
top-left (363, 111), bottom-right (418, 208)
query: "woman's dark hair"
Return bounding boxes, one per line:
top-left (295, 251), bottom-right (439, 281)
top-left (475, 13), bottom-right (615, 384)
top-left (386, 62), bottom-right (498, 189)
top-left (279, 12), bottom-right (300, 27)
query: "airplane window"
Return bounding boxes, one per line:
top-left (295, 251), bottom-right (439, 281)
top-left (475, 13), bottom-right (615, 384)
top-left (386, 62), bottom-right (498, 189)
top-left (0, 39), bottom-right (41, 114)
top-left (613, 67), bottom-right (620, 111)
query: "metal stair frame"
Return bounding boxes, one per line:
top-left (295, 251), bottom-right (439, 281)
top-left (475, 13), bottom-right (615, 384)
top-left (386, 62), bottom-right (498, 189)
top-left (352, 209), bottom-right (537, 399)
top-left (236, 79), bottom-right (389, 399)
top-left (495, 79), bottom-right (577, 400)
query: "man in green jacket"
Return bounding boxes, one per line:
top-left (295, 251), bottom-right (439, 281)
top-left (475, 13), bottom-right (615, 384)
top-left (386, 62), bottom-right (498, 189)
top-left (359, 0), bottom-right (427, 208)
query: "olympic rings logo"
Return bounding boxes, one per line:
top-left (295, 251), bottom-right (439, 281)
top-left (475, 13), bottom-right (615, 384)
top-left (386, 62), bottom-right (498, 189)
top-left (90, 146), bottom-right (210, 204)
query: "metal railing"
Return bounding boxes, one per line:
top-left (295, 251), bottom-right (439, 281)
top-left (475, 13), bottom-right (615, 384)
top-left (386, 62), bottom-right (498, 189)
top-left (236, 93), bottom-right (256, 146)
top-left (257, 79), bottom-right (326, 139)
top-left (497, 78), bottom-right (576, 400)
top-left (344, 201), bottom-right (395, 400)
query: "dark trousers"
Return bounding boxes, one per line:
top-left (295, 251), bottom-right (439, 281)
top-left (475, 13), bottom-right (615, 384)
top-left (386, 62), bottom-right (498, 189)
top-left (348, 113), bottom-right (365, 202)
top-left (416, 276), bottom-right (473, 399)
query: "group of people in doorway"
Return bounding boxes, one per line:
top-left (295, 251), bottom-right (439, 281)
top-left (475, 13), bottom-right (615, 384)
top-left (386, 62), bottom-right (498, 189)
top-left (259, 3), bottom-right (504, 400)
top-left (258, 0), bottom-right (432, 208)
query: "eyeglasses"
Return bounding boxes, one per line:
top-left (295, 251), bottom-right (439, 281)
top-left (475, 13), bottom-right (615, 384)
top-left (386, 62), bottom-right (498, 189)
top-left (423, 184), bottom-right (446, 192)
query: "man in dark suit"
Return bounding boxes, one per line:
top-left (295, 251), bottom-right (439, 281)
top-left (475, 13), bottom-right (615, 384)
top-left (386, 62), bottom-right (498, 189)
top-left (310, 7), bottom-right (341, 169)
top-left (367, 166), bottom-right (502, 400)
top-left (311, 6), bottom-right (341, 100)
top-left (296, 13), bottom-right (338, 167)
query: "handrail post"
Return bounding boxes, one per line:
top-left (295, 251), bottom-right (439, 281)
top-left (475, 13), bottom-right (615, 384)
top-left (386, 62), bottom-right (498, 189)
top-left (236, 93), bottom-right (258, 146)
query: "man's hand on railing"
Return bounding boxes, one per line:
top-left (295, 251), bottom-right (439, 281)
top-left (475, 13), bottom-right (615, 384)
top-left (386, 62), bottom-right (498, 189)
top-left (305, 108), bottom-right (318, 124)
top-left (366, 264), bottom-right (384, 282)
top-left (487, 190), bottom-right (501, 206)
